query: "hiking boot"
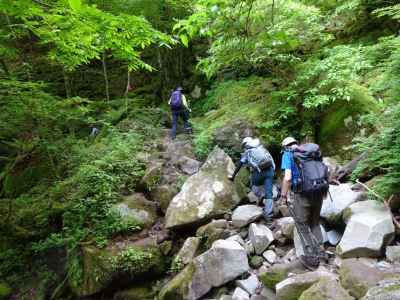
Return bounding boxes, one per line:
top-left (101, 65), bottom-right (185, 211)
top-left (299, 255), bottom-right (320, 271)
top-left (318, 250), bottom-right (329, 263)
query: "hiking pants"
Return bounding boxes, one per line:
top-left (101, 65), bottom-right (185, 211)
top-left (251, 168), bottom-right (274, 218)
top-left (292, 192), bottom-right (324, 252)
top-left (171, 110), bottom-right (191, 139)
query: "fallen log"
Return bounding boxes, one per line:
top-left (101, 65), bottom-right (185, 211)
top-left (336, 152), bottom-right (368, 182)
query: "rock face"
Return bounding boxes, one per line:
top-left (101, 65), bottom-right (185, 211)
top-left (320, 184), bottom-right (366, 224)
top-left (70, 243), bottom-right (164, 297)
top-left (165, 147), bottom-right (245, 229)
top-left (112, 193), bottom-right (157, 227)
top-left (275, 267), bottom-right (337, 300)
top-left (159, 240), bottom-right (249, 300)
top-left (337, 201), bottom-right (395, 258)
top-left (232, 205), bottom-right (263, 228)
top-left (276, 217), bottom-right (295, 239)
top-left (299, 278), bottom-right (354, 300)
top-left (249, 223), bottom-right (274, 255)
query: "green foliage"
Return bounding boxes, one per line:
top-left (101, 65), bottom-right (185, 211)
top-left (353, 105), bottom-right (400, 198)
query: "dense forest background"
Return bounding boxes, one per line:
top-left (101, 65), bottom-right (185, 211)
top-left (1, 0), bottom-right (400, 299)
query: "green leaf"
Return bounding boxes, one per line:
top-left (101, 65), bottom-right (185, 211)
top-left (180, 34), bottom-right (189, 47)
top-left (68, 0), bottom-right (82, 11)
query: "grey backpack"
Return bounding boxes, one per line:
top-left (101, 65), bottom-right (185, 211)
top-left (248, 146), bottom-right (274, 172)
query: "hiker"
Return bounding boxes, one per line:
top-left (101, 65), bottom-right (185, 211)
top-left (228, 137), bottom-right (275, 222)
top-left (168, 86), bottom-right (192, 139)
top-left (280, 137), bottom-right (329, 270)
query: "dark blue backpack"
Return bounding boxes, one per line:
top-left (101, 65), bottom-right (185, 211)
top-left (170, 90), bottom-right (183, 111)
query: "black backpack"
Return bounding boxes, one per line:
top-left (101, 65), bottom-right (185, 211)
top-left (293, 143), bottom-right (329, 196)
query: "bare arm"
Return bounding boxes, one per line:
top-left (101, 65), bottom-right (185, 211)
top-left (281, 169), bottom-right (292, 197)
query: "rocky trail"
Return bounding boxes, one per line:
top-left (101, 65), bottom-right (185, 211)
top-left (80, 130), bottom-right (400, 300)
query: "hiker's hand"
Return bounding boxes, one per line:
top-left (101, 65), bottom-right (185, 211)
top-left (280, 195), bottom-right (288, 205)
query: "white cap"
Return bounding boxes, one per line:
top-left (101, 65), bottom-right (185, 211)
top-left (242, 137), bottom-right (260, 148)
top-left (282, 137), bottom-right (297, 147)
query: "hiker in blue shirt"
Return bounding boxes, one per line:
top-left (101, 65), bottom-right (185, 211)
top-left (168, 86), bottom-right (192, 139)
top-left (229, 137), bottom-right (275, 222)
top-left (280, 136), bottom-right (326, 270)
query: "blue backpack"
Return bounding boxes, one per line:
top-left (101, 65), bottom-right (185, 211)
top-left (170, 90), bottom-right (183, 111)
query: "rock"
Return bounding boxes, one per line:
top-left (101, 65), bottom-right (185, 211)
top-left (114, 285), bottom-right (154, 300)
top-left (159, 240), bottom-right (249, 300)
top-left (258, 260), bottom-right (306, 289)
top-left (245, 241), bottom-right (255, 256)
top-left (337, 201), bottom-right (395, 258)
top-left (191, 85), bottom-right (202, 99)
top-left (323, 157), bottom-right (341, 179)
top-left (150, 185), bottom-right (179, 213)
top-left (299, 278), bottom-right (354, 300)
top-left (247, 192), bottom-right (259, 204)
top-left (232, 287), bottom-right (250, 300)
top-left (165, 147), bottom-right (245, 229)
top-left (275, 267), bottom-right (337, 300)
top-left (70, 243), bottom-right (164, 297)
top-left (249, 224), bottom-right (274, 255)
top-left (263, 250), bottom-right (277, 264)
top-left (220, 295), bottom-right (233, 300)
top-left (236, 274), bottom-right (260, 295)
top-left (338, 258), bottom-right (398, 299)
top-left (227, 234), bottom-right (246, 246)
top-left (232, 205), bottom-right (263, 228)
top-left (140, 161), bottom-right (163, 190)
top-left (112, 193), bottom-right (157, 227)
top-left (174, 237), bottom-right (201, 266)
top-left (197, 219), bottom-right (230, 249)
top-left (178, 156), bottom-right (201, 175)
top-left (276, 217), bottom-right (295, 239)
top-left (320, 184), bottom-right (367, 224)
top-left (250, 256), bottom-right (264, 269)
top-left (260, 287), bottom-right (276, 300)
top-left (281, 248), bottom-right (296, 263)
top-left (362, 278), bottom-right (400, 300)
top-left (327, 230), bottom-right (342, 246)
top-left (250, 296), bottom-right (265, 300)
top-left (278, 205), bottom-right (290, 217)
top-left (386, 246), bottom-right (400, 262)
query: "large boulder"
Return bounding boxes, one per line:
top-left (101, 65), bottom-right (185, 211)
top-left (320, 184), bottom-right (366, 224)
top-left (337, 201), bottom-right (395, 258)
top-left (112, 193), bottom-right (157, 228)
top-left (236, 274), bottom-right (260, 295)
top-left (174, 237), bottom-right (201, 266)
top-left (275, 267), bottom-right (337, 300)
top-left (150, 184), bottom-right (179, 214)
top-left (249, 223), bottom-right (274, 255)
top-left (196, 219), bottom-right (231, 249)
top-left (299, 278), bottom-right (354, 300)
top-left (386, 246), bottom-right (400, 263)
top-left (165, 147), bottom-right (246, 229)
top-left (276, 217), bottom-right (295, 239)
top-left (69, 241), bottom-right (164, 297)
top-left (159, 239), bottom-right (249, 300)
top-left (338, 258), bottom-right (400, 299)
top-left (178, 156), bottom-right (201, 175)
top-left (232, 205), bottom-right (263, 228)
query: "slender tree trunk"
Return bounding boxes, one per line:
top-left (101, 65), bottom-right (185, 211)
top-left (102, 52), bottom-right (110, 102)
top-left (63, 68), bottom-right (71, 98)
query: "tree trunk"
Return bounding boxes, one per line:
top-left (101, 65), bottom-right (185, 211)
top-left (271, 0), bottom-right (275, 25)
top-left (102, 52), bottom-right (110, 102)
top-left (124, 69), bottom-right (130, 97)
top-left (63, 68), bottom-right (71, 98)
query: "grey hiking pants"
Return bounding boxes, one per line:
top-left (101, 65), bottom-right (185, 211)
top-left (292, 192), bottom-right (324, 253)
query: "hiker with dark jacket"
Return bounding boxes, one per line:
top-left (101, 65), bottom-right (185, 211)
top-left (280, 137), bottom-right (329, 270)
top-left (168, 86), bottom-right (192, 139)
top-left (229, 137), bottom-right (275, 222)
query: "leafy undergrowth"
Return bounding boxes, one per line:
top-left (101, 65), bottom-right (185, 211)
top-left (0, 80), bottom-right (165, 290)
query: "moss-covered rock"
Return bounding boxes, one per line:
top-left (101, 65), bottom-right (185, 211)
top-left (159, 263), bottom-right (195, 300)
top-left (0, 283), bottom-right (11, 300)
top-left (299, 278), bottom-right (354, 300)
top-left (69, 242), bottom-right (165, 297)
top-left (114, 285), bottom-right (155, 300)
top-left (259, 261), bottom-right (306, 290)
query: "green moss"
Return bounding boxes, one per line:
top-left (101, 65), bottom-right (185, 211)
top-left (0, 283), bottom-right (12, 299)
top-left (259, 265), bottom-right (289, 290)
top-left (158, 263), bottom-right (195, 300)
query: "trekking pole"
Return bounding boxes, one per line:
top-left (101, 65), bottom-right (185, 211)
top-left (328, 190), bottom-right (334, 203)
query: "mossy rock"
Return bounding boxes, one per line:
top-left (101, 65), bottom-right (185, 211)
top-left (158, 263), bottom-right (195, 300)
top-left (69, 243), bottom-right (165, 297)
top-left (259, 261), bottom-right (306, 290)
top-left (319, 83), bottom-right (379, 158)
top-left (250, 256), bottom-right (264, 269)
top-left (0, 283), bottom-right (11, 299)
top-left (114, 285), bottom-right (155, 300)
top-left (299, 278), bottom-right (354, 300)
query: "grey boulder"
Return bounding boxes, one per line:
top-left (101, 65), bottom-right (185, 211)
top-left (337, 201), bottom-right (395, 258)
top-left (236, 274), bottom-right (260, 295)
top-left (232, 205), bottom-right (263, 228)
top-left (249, 223), bottom-right (274, 255)
top-left (232, 287), bottom-right (250, 300)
